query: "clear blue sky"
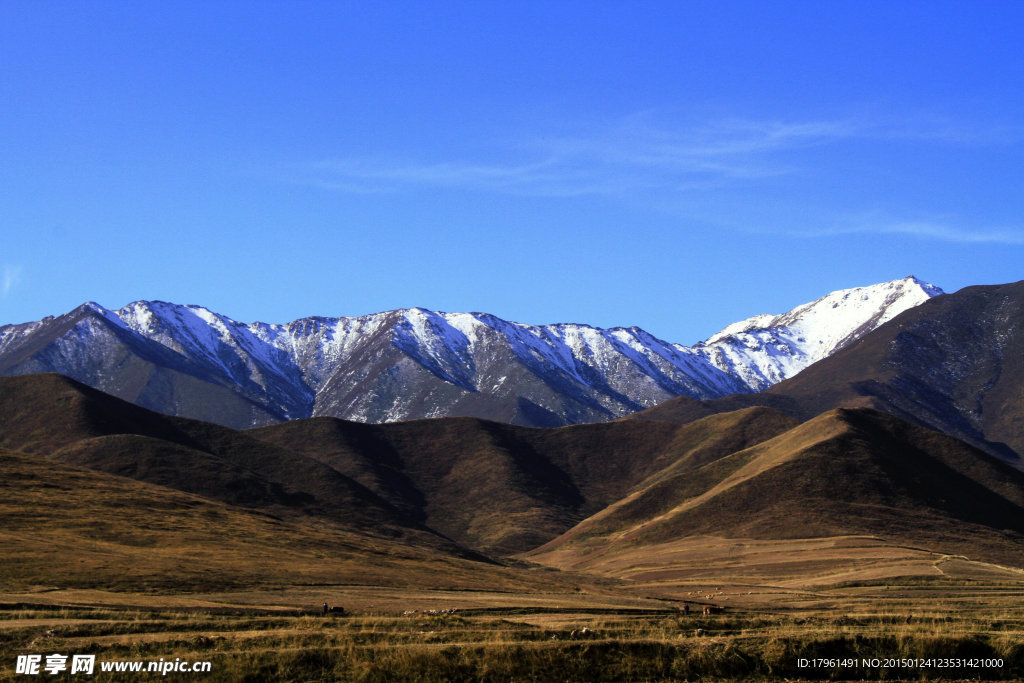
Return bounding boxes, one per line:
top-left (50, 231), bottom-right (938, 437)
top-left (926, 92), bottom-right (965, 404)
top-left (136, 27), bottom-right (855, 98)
top-left (2, 1), bottom-right (1022, 344)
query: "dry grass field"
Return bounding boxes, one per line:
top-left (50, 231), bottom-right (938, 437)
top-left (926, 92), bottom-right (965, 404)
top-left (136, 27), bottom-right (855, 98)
top-left (3, 529), bottom-right (1024, 681)
top-left (527, 534), bottom-right (1024, 596)
top-left (2, 577), bottom-right (1023, 682)
top-left (4, 375), bottom-right (1024, 680)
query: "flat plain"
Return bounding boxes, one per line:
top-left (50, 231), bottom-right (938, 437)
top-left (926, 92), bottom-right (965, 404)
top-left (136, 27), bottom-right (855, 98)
top-left (2, 570), bottom-right (1023, 682)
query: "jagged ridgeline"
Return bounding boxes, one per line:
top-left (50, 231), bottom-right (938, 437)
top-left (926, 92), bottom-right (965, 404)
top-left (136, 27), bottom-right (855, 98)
top-left (0, 277), bottom-right (939, 428)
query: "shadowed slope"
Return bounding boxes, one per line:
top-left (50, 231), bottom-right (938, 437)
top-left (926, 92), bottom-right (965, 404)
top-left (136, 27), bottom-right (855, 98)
top-left (252, 416), bottom-right (585, 555)
top-left (530, 408), bottom-right (1024, 572)
top-left (0, 373), bottom-right (474, 556)
top-left (0, 372), bottom-right (208, 455)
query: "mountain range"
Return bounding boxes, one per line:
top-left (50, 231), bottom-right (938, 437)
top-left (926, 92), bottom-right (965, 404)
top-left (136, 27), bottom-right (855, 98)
top-left (0, 276), bottom-right (940, 429)
top-left (3, 278), bottom-right (1023, 594)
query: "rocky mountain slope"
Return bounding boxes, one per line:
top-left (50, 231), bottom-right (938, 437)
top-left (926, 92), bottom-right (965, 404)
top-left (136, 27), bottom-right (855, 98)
top-left (0, 277), bottom-right (940, 428)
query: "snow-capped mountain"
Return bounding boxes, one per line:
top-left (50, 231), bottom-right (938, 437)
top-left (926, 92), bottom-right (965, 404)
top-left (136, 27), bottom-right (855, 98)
top-left (697, 276), bottom-right (944, 391)
top-left (0, 277), bottom-right (942, 428)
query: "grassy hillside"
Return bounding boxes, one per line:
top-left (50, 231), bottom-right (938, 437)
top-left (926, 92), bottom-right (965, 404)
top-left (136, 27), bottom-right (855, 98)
top-left (0, 373), bottom-right (478, 557)
top-left (0, 445), bottom-right (628, 600)
top-left (530, 408), bottom-right (1024, 578)
top-left (250, 406), bottom-right (798, 555)
top-left (4, 372), bottom-right (1024, 616)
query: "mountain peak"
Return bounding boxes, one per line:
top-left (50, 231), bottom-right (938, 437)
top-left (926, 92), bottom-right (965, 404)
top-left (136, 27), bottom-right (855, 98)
top-left (80, 301), bottom-right (109, 315)
top-left (695, 277), bottom-right (945, 392)
top-left (704, 277), bottom-right (941, 346)
top-left (901, 274), bottom-right (945, 297)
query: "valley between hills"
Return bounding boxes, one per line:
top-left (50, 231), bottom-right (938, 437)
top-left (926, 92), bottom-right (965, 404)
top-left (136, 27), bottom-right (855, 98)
top-left (2, 280), bottom-right (1024, 681)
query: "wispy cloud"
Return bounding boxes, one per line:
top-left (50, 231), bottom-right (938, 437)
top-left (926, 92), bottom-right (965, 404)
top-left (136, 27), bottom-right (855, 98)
top-left (303, 115), bottom-right (862, 198)
top-left (790, 216), bottom-right (1024, 245)
top-left (854, 111), bottom-right (1024, 146)
top-left (301, 112), bottom-right (1017, 199)
top-left (296, 112), bottom-right (1024, 250)
top-left (2, 265), bottom-right (22, 298)
top-left (309, 157), bottom-right (611, 197)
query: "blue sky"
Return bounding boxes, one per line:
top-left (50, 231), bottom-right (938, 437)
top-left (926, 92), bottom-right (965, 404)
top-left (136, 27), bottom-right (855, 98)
top-left (2, 2), bottom-right (1022, 344)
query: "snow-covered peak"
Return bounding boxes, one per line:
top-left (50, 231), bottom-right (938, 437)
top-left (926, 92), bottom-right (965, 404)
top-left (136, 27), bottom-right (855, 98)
top-left (762, 276), bottom-right (942, 354)
top-left (78, 301), bottom-right (117, 319)
top-left (904, 275), bottom-right (944, 297)
top-left (77, 277), bottom-right (942, 400)
top-left (695, 277), bottom-right (944, 390)
top-left (81, 301), bottom-right (109, 314)
top-left (708, 277), bottom-right (941, 345)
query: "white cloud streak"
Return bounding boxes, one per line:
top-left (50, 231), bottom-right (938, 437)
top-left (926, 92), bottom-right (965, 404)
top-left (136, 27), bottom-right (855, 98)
top-left (801, 220), bottom-right (1024, 245)
top-left (305, 112), bottom-right (1017, 198)
top-left (2, 265), bottom-right (23, 298)
top-left (306, 116), bottom-right (861, 198)
top-left (300, 112), bottom-right (1023, 245)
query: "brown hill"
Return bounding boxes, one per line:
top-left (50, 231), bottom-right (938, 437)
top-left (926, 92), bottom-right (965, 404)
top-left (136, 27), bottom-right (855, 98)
top-left (252, 415), bottom-right (586, 555)
top-left (630, 281), bottom-right (1024, 466)
top-left (0, 373), bottom-right (473, 556)
top-left (250, 406), bottom-right (798, 555)
top-left (8, 370), bottom-right (1022, 585)
top-left (530, 407), bottom-right (1024, 571)
top-left (0, 372), bottom-right (794, 559)
top-left (5, 372), bottom-right (1024, 596)
top-left (0, 447), bottom-right (570, 593)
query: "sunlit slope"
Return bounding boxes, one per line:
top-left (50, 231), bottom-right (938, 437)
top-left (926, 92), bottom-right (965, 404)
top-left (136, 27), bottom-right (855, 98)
top-left (530, 408), bottom-right (1024, 572)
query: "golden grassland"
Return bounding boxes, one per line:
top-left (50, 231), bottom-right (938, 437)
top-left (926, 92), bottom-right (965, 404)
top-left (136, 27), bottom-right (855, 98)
top-left (2, 574), bottom-right (1023, 682)
top-left (526, 534), bottom-right (1024, 598)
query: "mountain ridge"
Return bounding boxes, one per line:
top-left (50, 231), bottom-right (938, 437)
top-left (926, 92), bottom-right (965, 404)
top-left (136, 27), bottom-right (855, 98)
top-left (0, 277), bottom-right (941, 428)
